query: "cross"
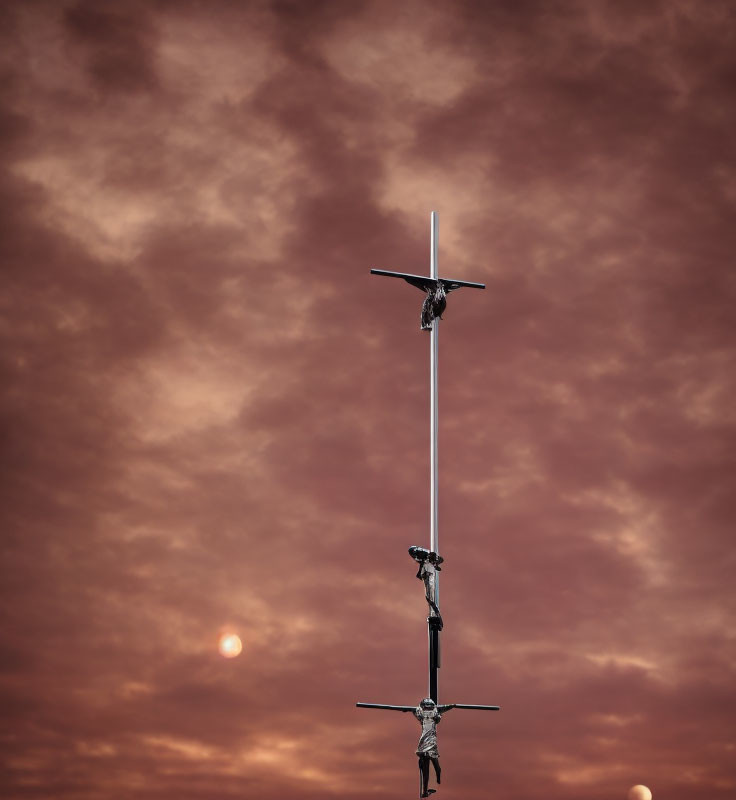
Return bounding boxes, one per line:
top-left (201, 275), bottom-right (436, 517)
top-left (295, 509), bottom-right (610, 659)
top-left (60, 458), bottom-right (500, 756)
top-left (357, 212), bottom-right (499, 799)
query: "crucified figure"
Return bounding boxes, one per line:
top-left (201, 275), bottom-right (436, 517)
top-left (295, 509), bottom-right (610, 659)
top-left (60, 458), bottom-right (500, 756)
top-left (420, 282), bottom-right (447, 330)
top-left (408, 546), bottom-right (443, 627)
top-left (355, 700), bottom-right (501, 796)
top-left (414, 697), bottom-right (455, 797)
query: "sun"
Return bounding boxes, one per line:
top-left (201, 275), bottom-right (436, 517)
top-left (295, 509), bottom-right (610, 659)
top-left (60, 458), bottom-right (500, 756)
top-left (218, 632), bottom-right (242, 658)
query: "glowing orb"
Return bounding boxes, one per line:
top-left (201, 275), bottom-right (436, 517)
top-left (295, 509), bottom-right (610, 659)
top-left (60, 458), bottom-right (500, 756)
top-left (628, 786), bottom-right (652, 800)
top-left (218, 633), bottom-right (242, 658)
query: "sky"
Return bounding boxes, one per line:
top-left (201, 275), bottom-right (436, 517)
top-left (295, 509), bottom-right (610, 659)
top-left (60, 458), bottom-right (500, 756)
top-left (1, 1), bottom-right (735, 799)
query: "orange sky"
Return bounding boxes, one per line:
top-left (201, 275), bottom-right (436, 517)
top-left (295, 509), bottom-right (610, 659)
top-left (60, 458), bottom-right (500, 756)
top-left (1, 2), bottom-right (735, 799)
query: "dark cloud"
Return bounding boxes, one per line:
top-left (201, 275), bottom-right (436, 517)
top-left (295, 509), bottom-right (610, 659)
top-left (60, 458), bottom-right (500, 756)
top-left (63, 1), bottom-right (160, 94)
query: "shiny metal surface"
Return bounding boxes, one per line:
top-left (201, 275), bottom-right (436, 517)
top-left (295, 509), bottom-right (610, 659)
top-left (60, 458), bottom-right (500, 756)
top-left (430, 211), bottom-right (439, 557)
top-left (429, 212), bottom-right (440, 701)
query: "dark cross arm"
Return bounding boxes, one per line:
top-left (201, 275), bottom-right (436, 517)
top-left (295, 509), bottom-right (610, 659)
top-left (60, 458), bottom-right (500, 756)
top-left (370, 269), bottom-right (485, 292)
top-left (357, 702), bottom-right (500, 711)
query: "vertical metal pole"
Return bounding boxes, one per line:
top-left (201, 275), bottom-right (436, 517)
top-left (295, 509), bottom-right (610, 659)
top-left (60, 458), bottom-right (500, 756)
top-left (429, 211), bottom-right (440, 703)
top-left (430, 210), bottom-right (439, 556)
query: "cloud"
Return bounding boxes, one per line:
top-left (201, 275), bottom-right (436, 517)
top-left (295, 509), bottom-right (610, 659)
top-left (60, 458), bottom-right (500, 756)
top-left (1, 1), bottom-right (734, 799)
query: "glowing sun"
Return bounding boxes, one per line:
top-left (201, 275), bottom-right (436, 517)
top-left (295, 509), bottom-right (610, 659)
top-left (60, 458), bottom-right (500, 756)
top-left (218, 633), bottom-right (242, 658)
top-left (628, 785), bottom-right (652, 800)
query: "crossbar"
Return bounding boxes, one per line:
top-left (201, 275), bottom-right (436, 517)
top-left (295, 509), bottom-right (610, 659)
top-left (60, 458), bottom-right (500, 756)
top-left (356, 702), bottom-right (500, 711)
top-left (370, 268), bottom-right (486, 290)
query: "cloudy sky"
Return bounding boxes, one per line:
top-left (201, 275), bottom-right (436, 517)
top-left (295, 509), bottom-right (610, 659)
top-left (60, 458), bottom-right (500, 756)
top-left (1, 1), bottom-right (735, 799)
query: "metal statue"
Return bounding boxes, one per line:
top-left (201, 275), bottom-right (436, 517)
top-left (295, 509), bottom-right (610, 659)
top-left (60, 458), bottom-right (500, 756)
top-left (356, 700), bottom-right (500, 798)
top-left (414, 697), bottom-right (450, 797)
top-left (409, 546), bottom-right (443, 625)
top-left (371, 268), bottom-right (484, 333)
top-left (421, 282), bottom-right (447, 330)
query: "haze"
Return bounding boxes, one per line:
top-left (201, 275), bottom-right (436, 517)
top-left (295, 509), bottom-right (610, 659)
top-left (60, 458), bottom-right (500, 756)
top-left (1, 2), bottom-right (734, 799)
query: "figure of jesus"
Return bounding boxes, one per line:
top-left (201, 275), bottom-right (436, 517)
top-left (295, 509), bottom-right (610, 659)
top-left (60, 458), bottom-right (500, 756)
top-left (420, 283), bottom-right (447, 330)
top-left (408, 546), bottom-right (443, 626)
top-left (414, 698), bottom-right (455, 797)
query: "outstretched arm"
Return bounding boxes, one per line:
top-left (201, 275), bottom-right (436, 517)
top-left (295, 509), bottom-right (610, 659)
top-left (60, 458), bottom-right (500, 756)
top-left (438, 704), bottom-right (456, 713)
top-left (356, 703), bottom-right (415, 712)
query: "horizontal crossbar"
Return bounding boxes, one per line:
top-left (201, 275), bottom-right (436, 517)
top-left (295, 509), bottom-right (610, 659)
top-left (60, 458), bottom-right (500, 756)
top-left (356, 702), bottom-right (500, 711)
top-left (370, 269), bottom-right (486, 290)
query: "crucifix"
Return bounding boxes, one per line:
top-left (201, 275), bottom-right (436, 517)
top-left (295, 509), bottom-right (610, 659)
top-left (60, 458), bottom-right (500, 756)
top-left (357, 212), bottom-right (500, 798)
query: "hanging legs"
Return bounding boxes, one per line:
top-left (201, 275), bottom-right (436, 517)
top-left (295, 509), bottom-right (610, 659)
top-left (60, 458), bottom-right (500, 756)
top-left (418, 756), bottom-right (439, 797)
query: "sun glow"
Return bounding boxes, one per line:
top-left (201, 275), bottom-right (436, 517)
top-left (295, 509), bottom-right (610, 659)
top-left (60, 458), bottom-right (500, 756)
top-left (218, 633), bottom-right (242, 658)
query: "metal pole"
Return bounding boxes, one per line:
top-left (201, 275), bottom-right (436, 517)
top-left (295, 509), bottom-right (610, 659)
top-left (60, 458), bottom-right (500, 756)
top-left (430, 210), bottom-right (439, 556)
top-left (429, 211), bottom-right (439, 702)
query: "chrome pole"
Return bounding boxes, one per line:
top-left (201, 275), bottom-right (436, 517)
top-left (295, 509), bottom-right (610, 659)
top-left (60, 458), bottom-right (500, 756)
top-left (429, 211), bottom-right (439, 702)
top-left (430, 210), bottom-right (439, 557)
